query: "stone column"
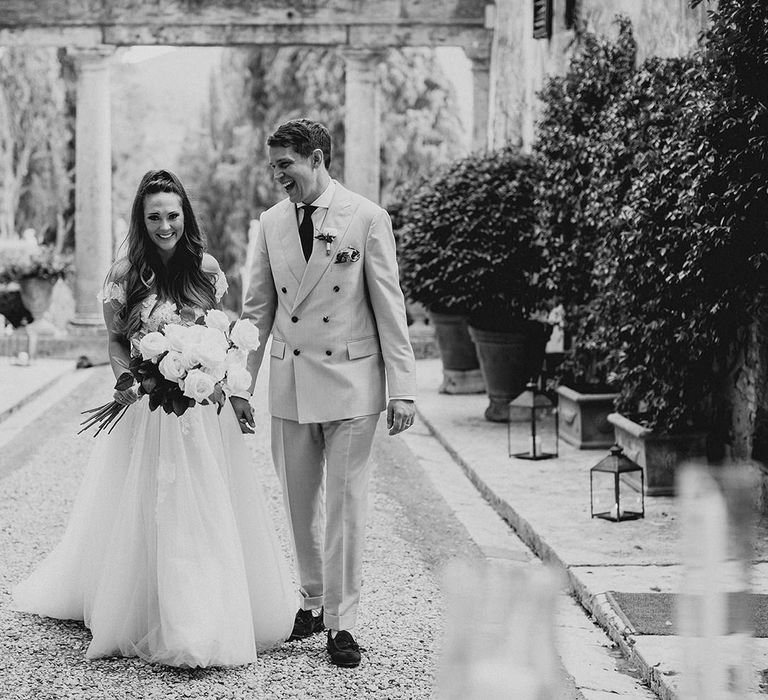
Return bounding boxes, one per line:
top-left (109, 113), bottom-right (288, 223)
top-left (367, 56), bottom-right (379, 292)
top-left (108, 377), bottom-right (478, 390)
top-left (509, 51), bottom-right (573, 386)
top-left (343, 48), bottom-right (383, 203)
top-left (71, 47), bottom-right (113, 328)
top-left (466, 48), bottom-right (491, 152)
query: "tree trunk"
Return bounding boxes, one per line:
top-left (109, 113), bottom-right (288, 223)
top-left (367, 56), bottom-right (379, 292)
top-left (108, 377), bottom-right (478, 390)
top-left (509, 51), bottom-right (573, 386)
top-left (726, 310), bottom-right (768, 465)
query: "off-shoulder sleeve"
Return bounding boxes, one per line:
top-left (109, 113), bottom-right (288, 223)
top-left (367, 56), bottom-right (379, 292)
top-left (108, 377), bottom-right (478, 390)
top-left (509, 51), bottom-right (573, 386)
top-left (214, 270), bottom-right (229, 302)
top-left (98, 259), bottom-right (129, 308)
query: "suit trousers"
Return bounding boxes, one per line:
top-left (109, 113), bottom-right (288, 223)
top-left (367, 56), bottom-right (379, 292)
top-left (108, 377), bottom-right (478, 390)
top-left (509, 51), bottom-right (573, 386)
top-left (271, 413), bottom-right (380, 631)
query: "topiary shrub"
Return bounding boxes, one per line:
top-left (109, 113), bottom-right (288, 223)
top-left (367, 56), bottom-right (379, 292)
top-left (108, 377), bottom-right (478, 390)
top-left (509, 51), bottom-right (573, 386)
top-left (397, 147), bottom-right (544, 331)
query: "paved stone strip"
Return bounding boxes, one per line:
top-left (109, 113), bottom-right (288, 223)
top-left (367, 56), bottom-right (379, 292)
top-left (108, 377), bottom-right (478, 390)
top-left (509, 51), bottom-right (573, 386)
top-left (0, 359), bottom-right (77, 426)
top-left (401, 424), bottom-right (658, 699)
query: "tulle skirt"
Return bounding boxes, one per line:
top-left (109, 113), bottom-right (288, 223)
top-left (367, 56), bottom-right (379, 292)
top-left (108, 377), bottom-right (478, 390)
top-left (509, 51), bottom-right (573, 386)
top-left (12, 400), bottom-right (296, 668)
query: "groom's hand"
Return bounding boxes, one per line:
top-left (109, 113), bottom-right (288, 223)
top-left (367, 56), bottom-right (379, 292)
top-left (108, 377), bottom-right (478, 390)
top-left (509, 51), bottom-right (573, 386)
top-left (387, 399), bottom-right (415, 436)
top-left (230, 396), bottom-right (255, 434)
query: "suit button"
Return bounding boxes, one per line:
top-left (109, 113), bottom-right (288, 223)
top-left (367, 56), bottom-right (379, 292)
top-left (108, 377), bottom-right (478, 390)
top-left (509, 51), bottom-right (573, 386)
top-left (293, 349), bottom-right (300, 356)
top-left (323, 316), bottom-right (329, 323)
top-left (325, 350), bottom-right (332, 356)
top-left (333, 285), bottom-right (340, 292)
top-left (281, 287), bottom-right (287, 293)
top-left (291, 316), bottom-right (298, 323)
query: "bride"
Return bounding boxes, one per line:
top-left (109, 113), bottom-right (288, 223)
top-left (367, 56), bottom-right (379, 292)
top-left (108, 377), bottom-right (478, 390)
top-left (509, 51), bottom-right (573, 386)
top-left (12, 169), bottom-right (295, 667)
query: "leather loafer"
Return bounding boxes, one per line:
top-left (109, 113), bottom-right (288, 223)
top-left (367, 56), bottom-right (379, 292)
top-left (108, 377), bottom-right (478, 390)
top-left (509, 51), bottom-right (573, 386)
top-left (327, 630), bottom-right (361, 668)
top-left (289, 608), bottom-right (325, 641)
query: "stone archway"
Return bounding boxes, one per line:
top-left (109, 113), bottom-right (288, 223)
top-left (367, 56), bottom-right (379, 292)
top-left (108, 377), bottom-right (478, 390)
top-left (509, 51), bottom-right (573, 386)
top-left (0, 1), bottom-right (494, 327)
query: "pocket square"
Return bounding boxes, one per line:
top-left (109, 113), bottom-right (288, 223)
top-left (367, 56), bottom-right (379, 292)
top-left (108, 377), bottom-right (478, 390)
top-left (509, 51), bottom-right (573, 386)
top-left (334, 247), bottom-right (360, 264)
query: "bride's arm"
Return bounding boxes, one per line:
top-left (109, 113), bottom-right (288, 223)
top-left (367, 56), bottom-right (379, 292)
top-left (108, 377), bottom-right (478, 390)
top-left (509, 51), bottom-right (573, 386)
top-left (100, 261), bottom-right (137, 405)
top-left (102, 301), bottom-right (131, 380)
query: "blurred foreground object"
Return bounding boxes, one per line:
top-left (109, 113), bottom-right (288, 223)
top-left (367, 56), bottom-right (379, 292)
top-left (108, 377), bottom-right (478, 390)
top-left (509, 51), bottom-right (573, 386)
top-left (437, 559), bottom-right (564, 699)
top-left (677, 463), bottom-right (757, 699)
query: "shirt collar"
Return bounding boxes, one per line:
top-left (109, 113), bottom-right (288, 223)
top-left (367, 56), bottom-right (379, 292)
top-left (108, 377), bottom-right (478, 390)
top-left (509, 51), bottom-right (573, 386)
top-left (298, 179), bottom-right (335, 210)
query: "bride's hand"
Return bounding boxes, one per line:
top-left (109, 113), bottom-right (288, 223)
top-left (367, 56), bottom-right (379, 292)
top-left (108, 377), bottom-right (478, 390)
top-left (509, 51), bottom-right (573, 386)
top-left (230, 396), bottom-right (255, 434)
top-left (113, 387), bottom-right (139, 406)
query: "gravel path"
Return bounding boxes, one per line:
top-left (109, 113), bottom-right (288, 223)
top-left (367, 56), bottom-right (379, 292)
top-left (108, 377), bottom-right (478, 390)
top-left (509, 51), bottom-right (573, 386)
top-left (0, 366), bottom-right (480, 699)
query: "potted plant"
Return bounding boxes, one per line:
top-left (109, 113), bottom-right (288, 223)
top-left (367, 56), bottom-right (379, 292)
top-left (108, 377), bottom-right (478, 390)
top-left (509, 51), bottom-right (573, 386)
top-left (0, 235), bottom-right (72, 335)
top-left (399, 147), bottom-right (550, 421)
top-left (567, 53), bottom-right (718, 494)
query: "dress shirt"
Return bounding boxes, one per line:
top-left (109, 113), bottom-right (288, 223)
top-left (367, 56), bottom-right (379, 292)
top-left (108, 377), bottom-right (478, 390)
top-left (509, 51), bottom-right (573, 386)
top-left (296, 180), bottom-right (336, 229)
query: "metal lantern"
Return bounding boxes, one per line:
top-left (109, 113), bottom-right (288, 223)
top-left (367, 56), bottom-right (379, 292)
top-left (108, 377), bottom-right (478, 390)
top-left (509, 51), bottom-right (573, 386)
top-left (590, 445), bottom-right (645, 522)
top-left (509, 382), bottom-right (558, 460)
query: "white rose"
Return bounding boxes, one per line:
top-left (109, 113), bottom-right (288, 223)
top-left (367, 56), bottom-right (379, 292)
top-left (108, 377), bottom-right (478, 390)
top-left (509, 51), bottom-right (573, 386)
top-left (139, 331), bottom-right (169, 361)
top-left (196, 340), bottom-right (227, 368)
top-left (204, 309), bottom-right (231, 335)
top-left (180, 345), bottom-right (202, 370)
top-left (224, 348), bottom-right (248, 372)
top-left (181, 368), bottom-right (217, 403)
top-left (230, 319), bottom-right (261, 351)
top-left (201, 326), bottom-right (229, 349)
top-left (203, 361), bottom-right (227, 383)
top-left (225, 365), bottom-right (252, 395)
top-left (164, 323), bottom-right (192, 352)
top-left (184, 325), bottom-right (211, 346)
top-left (158, 350), bottom-right (185, 382)
top-left (194, 328), bottom-right (227, 366)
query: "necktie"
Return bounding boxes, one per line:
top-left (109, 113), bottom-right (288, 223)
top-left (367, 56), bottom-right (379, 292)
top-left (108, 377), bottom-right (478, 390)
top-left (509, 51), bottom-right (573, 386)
top-left (298, 205), bottom-right (317, 261)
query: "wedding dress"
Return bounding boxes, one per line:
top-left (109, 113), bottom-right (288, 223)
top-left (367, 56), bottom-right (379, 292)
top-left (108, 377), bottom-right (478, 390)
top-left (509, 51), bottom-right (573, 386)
top-left (13, 272), bottom-right (296, 667)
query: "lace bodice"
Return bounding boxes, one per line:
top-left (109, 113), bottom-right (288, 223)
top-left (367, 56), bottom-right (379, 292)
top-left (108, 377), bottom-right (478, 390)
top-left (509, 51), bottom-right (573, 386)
top-left (99, 267), bottom-right (229, 339)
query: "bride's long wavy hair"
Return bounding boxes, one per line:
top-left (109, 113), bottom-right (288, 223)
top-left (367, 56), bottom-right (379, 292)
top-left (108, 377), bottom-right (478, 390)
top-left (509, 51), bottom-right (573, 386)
top-left (114, 169), bottom-right (216, 338)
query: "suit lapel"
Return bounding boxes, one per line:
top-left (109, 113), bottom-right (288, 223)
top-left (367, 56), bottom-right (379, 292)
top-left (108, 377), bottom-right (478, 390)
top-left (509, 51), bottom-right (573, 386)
top-left (293, 183), bottom-right (357, 310)
top-left (276, 199), bottom-right (306, 285)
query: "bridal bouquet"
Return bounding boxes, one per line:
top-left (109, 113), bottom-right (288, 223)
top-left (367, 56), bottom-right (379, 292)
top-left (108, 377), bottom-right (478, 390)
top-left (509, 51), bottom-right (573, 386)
top-left (79, 309), bottom-right (260, 437)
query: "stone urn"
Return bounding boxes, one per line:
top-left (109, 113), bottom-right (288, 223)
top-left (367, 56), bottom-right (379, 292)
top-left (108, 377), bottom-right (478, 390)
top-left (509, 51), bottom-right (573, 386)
top-left (468, 320), bottom-right (550, 422)
top-left (18, 277), bottom-right (60, 336)
top-left (428, 310), bottom-right (485, 395)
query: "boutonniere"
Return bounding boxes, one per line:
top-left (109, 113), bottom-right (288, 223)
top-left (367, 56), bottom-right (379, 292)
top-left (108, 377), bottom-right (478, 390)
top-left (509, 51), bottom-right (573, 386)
top-left (334, 247), bottom-right (360, 264)
top-left (314, 229), bottom-right (337, 256)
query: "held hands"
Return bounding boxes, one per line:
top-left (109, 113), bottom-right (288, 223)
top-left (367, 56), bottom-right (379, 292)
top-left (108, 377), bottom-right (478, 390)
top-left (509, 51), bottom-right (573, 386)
top-left (387, 399), bottom-right (415, 436)
top-left (230, 396), bottom-right (255, 434)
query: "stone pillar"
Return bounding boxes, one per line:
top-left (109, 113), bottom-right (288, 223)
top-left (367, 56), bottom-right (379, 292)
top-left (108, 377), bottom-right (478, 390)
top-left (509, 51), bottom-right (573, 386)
top-left (71, 47), bottom-right (113, 327)
top-left (343, 48), bottom-right (383, 203)
top-left (466, 48), bottom-right (491, 152)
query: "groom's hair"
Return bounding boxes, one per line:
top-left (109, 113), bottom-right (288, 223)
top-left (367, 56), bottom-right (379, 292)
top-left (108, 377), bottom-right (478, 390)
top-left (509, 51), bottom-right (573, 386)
top-left (268, 119), bottom-right (332, 169)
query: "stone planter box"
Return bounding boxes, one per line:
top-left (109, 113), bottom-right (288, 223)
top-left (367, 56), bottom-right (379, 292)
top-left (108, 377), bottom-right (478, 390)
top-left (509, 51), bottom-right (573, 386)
top-left (556, 385), bottom-right (618, 449)
top-left (608, 412), bottom-right (708, 496)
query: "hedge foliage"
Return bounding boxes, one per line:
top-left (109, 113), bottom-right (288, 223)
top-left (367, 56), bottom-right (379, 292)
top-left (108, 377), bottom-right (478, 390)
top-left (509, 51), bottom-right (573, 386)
top-left (395, 0), bottom-right (767, 436)
top-left (397, 148), bottom-right (543, 327)
top-left (533, 18), bottom-right (636, 318)
top-left (536, 1), bottom-right (768, 433)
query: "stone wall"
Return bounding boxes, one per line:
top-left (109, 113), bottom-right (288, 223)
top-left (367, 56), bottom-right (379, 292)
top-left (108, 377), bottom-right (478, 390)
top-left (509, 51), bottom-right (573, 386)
top-left (488, 0), bottom-right (711, 150)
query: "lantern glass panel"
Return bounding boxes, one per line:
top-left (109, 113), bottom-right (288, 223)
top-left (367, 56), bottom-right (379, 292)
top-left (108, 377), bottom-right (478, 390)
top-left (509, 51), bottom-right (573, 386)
top-left (591, 468), bottom-right (644, 521)
top-left (508, 403), bottom-right (559, 460)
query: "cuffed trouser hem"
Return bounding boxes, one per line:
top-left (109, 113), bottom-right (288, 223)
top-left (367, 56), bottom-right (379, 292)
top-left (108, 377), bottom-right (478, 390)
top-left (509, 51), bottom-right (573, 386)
top-left (299, 591), bottom-right (324, 611)
top-left (323, 610), bottom-right (357, 632)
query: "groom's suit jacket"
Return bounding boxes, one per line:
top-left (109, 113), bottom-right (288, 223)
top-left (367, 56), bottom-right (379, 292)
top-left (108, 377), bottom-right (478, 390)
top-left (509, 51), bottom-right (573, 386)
top-left (241, 180), bottom-right (416, 424)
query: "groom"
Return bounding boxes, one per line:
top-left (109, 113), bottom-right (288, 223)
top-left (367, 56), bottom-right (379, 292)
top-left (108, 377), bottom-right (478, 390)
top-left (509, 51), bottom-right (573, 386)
top-left (231, 118), bottom-right (417, 668)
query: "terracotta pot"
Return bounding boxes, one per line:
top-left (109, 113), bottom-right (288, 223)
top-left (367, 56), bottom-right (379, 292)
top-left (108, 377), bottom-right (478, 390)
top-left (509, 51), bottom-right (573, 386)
top-left (428, 311), bottom-right (485, 395)
top-left (468, 321), bottom-right (549, 422)
top-left (557, 385), bottom-right (618, 449)
top-left (608, 412), bottom-right (708, 496)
